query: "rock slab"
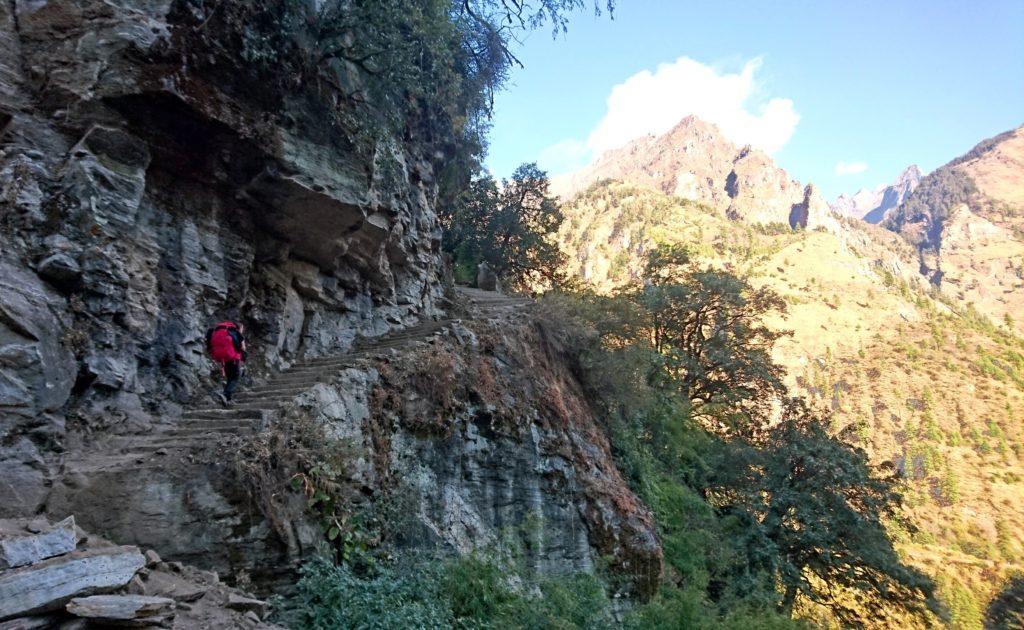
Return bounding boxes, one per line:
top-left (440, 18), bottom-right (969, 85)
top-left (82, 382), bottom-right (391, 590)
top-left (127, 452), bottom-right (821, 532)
top-left (66, 595), bottom-right (175, 626)
top-left (0, 546), bottom-right (145, 620)
top-left (0, 517), bottom-right (77, 570)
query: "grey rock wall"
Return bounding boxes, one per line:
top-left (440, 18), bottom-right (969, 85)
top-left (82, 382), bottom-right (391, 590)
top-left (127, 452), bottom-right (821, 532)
top-left (0, 0), bottom-right (443, 517)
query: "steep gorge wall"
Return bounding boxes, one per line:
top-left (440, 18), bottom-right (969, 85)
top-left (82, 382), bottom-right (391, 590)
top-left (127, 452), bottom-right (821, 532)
top-left (0, 1), bottom-right (444, 517)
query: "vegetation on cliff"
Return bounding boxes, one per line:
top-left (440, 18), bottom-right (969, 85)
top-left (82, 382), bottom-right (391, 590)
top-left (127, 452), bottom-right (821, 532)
top-left (441, 163), bottom-right (568, 289)
top-left (553, 180), bottom-right (1024, 627)
top-left (538, 248), bottom-right (941, 627)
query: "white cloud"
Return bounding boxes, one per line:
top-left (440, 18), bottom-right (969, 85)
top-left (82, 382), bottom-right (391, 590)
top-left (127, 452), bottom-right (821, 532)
top-left (835, 161), bottom-right (868, 176)
top-left (536, 138), bottom-right (590, 175)
top-left (537, 56), bottom-right (800, 174)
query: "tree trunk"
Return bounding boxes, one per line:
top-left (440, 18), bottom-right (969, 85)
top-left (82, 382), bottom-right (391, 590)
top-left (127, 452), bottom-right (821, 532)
top-left (780, 583), bottom-right (798, 617)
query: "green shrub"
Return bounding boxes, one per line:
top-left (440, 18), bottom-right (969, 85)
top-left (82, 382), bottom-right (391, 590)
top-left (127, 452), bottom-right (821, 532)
top-left (279, 557), bottom-right (451, 629)
top-left (939, 578), bottom-right (983, 630)
top-left (940, 468), bottom-right (961, 504)
top-left (280, 553), bottom-right (617, 630)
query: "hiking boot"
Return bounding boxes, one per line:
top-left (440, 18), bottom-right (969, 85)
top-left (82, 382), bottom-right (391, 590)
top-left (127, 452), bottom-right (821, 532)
top-left (218, 392), bottom-right (231, 407)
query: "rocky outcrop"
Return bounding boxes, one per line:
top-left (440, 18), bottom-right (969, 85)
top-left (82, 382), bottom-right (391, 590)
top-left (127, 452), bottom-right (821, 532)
top-left (550, 115), bottom-right (834, 229)
top-left (882, 126), bottom-right (1024, 333)
top-left (0, 517), bottom-right (77, 570)
top-left (831, 165), bottom-right (921, 224)
top-left (278, 292), bottom-right (662, 597)
top-left (0, 517), bottom-right (279, 628)
top-left (0, 0), bottom-right (443, 518)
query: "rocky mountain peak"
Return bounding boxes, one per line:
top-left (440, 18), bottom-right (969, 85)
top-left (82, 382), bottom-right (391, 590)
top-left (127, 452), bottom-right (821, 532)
top-left (881, 125), bottom-right (1024, 333)
top-left (551, 115), bottom-right (831, 229)
top-left (830, 164), bottom-right (922, 224)
top-left (895, 164), bottom-right (923, 188)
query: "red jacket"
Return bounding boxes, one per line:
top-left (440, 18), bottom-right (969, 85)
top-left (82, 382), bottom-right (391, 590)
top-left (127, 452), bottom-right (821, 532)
top-left (207, 321), bottom-right (243, 363)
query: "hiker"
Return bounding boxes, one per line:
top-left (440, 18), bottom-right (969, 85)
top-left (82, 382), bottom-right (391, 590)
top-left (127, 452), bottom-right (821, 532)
top-left (205, 320), bottom-right (247, 406)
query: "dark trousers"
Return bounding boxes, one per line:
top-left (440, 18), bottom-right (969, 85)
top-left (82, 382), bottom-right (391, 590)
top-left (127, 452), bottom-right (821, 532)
top-left (223, 360), bottom-right (241, 400)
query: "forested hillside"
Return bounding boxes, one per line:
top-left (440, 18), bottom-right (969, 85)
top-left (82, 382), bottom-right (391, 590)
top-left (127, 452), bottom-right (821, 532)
top-left (554, 174), bottom-right (1024, 628)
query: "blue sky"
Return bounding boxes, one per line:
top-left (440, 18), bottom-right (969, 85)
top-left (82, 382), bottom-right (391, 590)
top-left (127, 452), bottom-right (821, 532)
top-left (485, 0), bottom-right (1024, 200)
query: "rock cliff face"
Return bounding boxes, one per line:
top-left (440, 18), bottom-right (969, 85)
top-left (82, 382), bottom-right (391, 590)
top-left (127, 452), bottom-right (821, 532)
top-left (0, 1), bottom-right (444, 517)
top-left (550, 115), bottom-right (834, 230)
top-left (831, 165), bottom-right (921, 224)
top-left (883, 126), bottom-right (1024, 333)
top-left (0, 0), bottom-right (661, 599)
top-left (296, 300), bottom-right (662, 597)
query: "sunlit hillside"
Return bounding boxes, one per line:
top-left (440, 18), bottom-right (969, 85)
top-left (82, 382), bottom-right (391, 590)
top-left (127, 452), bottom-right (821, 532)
top-left (557, 180), bottom-right (1024, 627)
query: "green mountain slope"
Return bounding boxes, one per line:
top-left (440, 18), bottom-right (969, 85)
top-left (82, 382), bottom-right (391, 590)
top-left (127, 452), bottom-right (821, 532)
top-left (557, 179), bottom-right (1024, 628)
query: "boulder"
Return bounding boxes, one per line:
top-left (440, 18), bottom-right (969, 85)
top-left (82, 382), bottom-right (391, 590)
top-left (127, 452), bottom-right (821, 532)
top-left (66, 595), bottom-right (175, 627)
top-left (139, 571), bottom-right (206, 602)
top-left (225, 594), bottom-right (267, 618)
top-left (0, 546), bottom-right (145, 620)
top-left (35, 254), bottom-right (81, 291)
top-left (0, 516), bottom-right (77, 569)
top-left (475, 262), bottom-right (501, 292)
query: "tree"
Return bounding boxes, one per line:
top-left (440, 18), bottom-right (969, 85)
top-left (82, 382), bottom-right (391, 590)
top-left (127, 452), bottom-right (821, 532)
top-left (712, 399), bottom-right (940, 625)
top-left (608, 245), bottom-right (789, 429)
top-left (550, 255), bottom-right (940, 625)
top-left (443, 163), bottom-right (567, 290)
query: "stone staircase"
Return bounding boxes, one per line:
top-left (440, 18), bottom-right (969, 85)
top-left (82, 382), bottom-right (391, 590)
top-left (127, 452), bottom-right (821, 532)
top-left (45, 287), bottom-right (530, 588)
top-left (76, 288), bottom-right (531, 466)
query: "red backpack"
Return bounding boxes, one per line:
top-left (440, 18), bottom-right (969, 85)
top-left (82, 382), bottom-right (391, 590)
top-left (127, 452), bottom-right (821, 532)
top-left (206, 321), bottom-right (242, 363)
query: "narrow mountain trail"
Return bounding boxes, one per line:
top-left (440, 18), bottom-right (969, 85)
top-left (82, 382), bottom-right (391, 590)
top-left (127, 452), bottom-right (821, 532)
top-left (59, 288), bottom-right (530, 475)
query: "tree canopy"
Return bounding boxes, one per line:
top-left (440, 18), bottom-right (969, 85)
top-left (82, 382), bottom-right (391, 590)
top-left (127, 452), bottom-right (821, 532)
top-left (442, 163), bottom-right (567, 291)
top-left (596, 245), bottom-right (788, 429)
top-left (541, 246), bottom-right (940, 626)
top-left (711, 400), bottom-right (940, 625)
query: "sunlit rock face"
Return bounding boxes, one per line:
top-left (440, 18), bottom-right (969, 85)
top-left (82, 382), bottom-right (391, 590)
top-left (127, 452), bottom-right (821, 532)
top-left (831, 165), bottom-right (921, 224)
top-left (551, 115), bottom-right (834, 230)
top-left (883, 126), bottom-right (1024, 334)
top-left (0, 1), bottom-right (443, 516)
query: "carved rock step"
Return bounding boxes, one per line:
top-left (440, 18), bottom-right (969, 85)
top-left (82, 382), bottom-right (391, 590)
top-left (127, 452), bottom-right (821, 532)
top-left (105, 437), bottom-right (216, 455)
top-left (176, 419), bottom-right (257, 430)
top-left (260, 371), bottom-right (333, 383)
top-left (181, 409), bottom-right (266, 421)
top-left (230, 397), bottom-right (294, 407)
top-left (160, 426), bottom-right (254, 438)
top-left (237, 385), bottom-right (311, 397)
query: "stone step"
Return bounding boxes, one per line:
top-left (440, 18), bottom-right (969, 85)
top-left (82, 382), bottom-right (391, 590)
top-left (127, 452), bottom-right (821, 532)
top-left (291, 356), bottom-right (354, 367)
top-left (230, 400), bottom-right (288, 410)
top-left (234, 389), bottom-right (305, 403)
top-left (161, 426), bottom-right (254, 438)
top-left (61, 454), bottom-right (162, 474)
top-left (279, 365), bottom-right (348, 376)
top-left (241, 385), bottom-right (309, 393)
top-left (182, 408), bottom-right (266, 420)
top-left (153, 431), bottom-right (252, 446)
top-left (177, 418), bottom-right (255, 430)
top-left (129, 442), bottom-right (203, 454)
top-left (106, 433), bottom-right (216, 453)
